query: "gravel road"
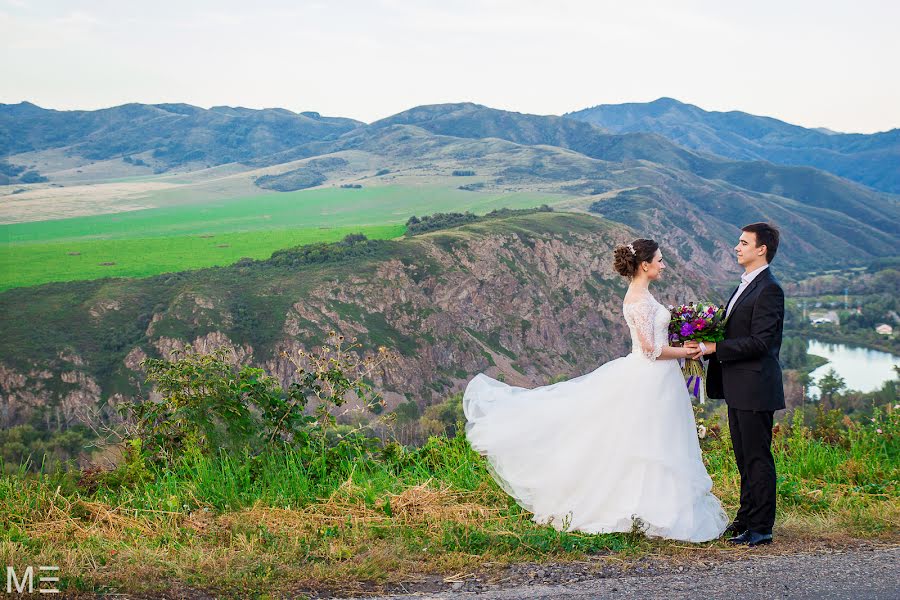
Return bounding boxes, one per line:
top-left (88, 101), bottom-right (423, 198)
top-left (349, 545), bottom-right (899, 600)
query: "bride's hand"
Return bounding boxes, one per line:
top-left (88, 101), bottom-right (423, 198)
top-left (682, 345), bottom-right (703, 360)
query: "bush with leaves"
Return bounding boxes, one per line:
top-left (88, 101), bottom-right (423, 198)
top-left (420, 392), bottom-right (465, 438)
top-left (126, 335), bottom-right (396, 466)
top-left (128, 348), bottom-right (286, 463)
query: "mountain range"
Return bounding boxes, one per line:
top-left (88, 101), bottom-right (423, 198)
top-left (566, 97), bottom-right (900, 194)
top-left (0, 101), bottom-right (361, 180)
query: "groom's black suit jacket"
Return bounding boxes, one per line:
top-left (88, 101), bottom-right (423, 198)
top-left (706, 267), bottom-right (785, 411)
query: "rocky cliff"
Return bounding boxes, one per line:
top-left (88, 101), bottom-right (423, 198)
top-left (0, 211), bottom-right (713, 431)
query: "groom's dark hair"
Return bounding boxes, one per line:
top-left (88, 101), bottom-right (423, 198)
top-left (741, 222), bottom-right (780, 263)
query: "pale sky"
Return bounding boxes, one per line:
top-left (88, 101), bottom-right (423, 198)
top-left (2, 0), bottom-right (898, 133)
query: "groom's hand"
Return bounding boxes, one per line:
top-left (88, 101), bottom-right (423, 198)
top-left (684, 341), bottom-right (704, 360)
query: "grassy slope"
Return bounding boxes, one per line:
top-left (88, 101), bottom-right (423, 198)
top-left (1, 185), bottom-right (570, 290)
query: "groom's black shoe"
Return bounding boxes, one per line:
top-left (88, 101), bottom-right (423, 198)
top-left (728, 529), bottom-right (773, 547)
top-left (722, 522), bottom-right (746, 537)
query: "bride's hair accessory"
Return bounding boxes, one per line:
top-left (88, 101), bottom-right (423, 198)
top-left (613, 238), bottom-right (659, 278)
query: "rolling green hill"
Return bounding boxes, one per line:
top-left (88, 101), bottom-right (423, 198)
top-left (0, 185), bottom-right (569, 290)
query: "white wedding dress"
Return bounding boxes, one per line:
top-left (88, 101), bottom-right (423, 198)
top-left (463, 289), bottom-right (728, 542)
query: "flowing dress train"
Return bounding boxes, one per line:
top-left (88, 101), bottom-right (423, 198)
top-left (463, 291), bottom-right (728, 542)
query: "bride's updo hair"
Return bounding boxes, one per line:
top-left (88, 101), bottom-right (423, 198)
top-left (613, 238), bottom-right (659, 278)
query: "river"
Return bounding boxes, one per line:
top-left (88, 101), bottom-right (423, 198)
top-left (806, 339), bottom-right (899, 398)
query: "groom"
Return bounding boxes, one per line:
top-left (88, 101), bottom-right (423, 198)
top-left (688, 222), bottom-right (785, 547)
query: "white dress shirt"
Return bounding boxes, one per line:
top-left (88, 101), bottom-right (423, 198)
top-left (726, 263), bottom-right (769, 318)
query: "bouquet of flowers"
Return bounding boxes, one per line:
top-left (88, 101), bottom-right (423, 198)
top-left (667, 302), bottom-right (727, 403)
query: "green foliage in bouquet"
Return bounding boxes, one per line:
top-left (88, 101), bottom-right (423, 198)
top-left (667, 302), bottom-right (727, 344)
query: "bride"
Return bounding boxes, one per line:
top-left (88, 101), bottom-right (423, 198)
top-left (463, 238), bottom-right (728, 542)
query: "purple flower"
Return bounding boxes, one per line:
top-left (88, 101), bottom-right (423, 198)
top-left (693, 318), bottom-right (707, 330)
top-left (680, 322), bottom-right (695, 337)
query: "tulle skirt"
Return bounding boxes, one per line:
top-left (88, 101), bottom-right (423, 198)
top-left (463, 352), bottom-right (728, 542)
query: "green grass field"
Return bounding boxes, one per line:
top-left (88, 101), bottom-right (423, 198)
top-left (0, 225), bottom-right (406, 291)
top-left (1, 185), bottom-right (571, 290)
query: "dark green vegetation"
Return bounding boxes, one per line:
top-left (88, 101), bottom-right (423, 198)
top-left (0, 159), bottom-right (47, 184)
top-left (780, 337), bottom-right (829, 372)
top-left (2, 344), bottom-right (896, 596)
top-left (812, 367), bottom-right (899, 418)
top-left (0, 425), bottom-right (95, 472)
top-left (566, 97), bottom-right (900, 193)
top-left (404, 205), bottom-right (553, 235)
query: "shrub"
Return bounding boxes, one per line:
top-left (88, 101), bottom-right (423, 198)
top-left (20, 170), bottom-right (48, 183)
top-left (124, 335), bottom-right (397, 466)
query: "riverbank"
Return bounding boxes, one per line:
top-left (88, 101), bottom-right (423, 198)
top-left (799, 329), bottom-right (900, 357)
top-left (799, 353), bottom-right (830, 375)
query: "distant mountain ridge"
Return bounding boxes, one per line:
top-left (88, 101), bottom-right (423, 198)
top-left (0, 101), bottom-right (362, 180)
top-left (360, 102), bottom-right (898, 238)
top-left (565, 97), bottom-right (900, 193)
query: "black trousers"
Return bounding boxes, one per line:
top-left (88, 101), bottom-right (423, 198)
top-left (728, 406), bottom-right (776, 535)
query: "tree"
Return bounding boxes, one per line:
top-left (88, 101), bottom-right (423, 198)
top-left (420, 392), bottom-right (465, 437)
top-left (393, 401), bottom-right (420, 424)
top-left (816, 368), bottom-right (846, 410)
top-left (780, 337), bottom-right (809, 369)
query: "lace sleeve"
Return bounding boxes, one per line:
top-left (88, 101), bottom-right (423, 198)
top-left (625, 299), bottom-right (664, 361)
